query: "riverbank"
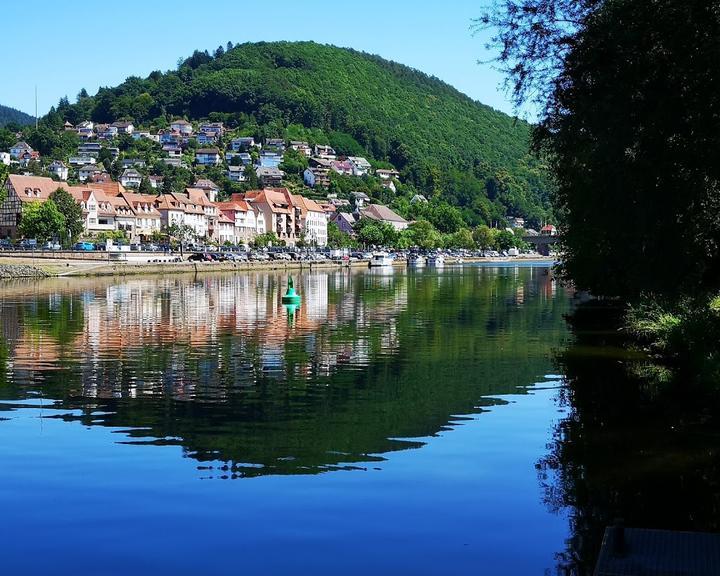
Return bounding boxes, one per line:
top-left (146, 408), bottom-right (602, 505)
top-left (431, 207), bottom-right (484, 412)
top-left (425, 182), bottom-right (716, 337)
top-left (0, 254), bottom-right (554, 278)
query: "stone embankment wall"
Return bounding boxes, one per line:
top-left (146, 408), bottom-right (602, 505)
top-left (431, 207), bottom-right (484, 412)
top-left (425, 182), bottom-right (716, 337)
top-left (0, 264), bottom-right (49, 279)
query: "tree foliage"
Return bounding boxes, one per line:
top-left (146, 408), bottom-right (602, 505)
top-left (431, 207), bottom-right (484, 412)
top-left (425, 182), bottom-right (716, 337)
top-left (49, 187), bottom-right (84, 244)
top-left (18, 200), bottom-right (65, 241)
top-left (51, 41), bottom-right (553, 225)
top-left (481, 0), bottom-right (720, 300)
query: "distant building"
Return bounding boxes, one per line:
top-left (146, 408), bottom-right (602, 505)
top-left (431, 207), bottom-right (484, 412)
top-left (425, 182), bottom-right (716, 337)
top-left (120, 169), bottom-right (142, 188)
top-left (47, 160), bottom-right (69, 181)
top-left (170, 119), bottom-right (193, 136)
top-left (331, 211), bottom-right (357, 235)
top-left (360, 204), bottom-right (409, 231)
top-left (195, 148), bottom-right (221, 166)
top-left (256, 166), bottom-right (284, 187)
top-left (304, 167), bottom-right (331, 188)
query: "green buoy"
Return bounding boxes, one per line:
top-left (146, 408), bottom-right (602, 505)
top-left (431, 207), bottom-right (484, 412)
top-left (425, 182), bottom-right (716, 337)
top-left (281, 276), bottom-right (301, 305)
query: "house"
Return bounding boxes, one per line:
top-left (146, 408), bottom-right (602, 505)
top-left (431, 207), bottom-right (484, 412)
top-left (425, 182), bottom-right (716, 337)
top-left (264, 138), bottom-right (286, 153)
top-left (230, 137), bottom-right (256, 151)
top-left (244, 188), bottom-right (298, 245)
top-left (69, 156), bottom-right (96, 166)
top-left (380, 179), bottom-right (397, 193)
top-left (540, 224), bottom-right (557, 236)
top-left (350, 191), bottom-right (370, 209)
top-left (348, 156), bottom-right (371, 176)
top-left (195, 147), bottom-right (221, 166)
top-left (111, 121), bottom-right (134, 134)
top-left (170, 119), bottom-right (193, 136)
top-left (63, 121), bottom-right (74, 131)
top-left (507, 216), bottom-right (525, 229)
top-left (160, 130), bottom-right (183, 145)
top-left (0, 175), bottom-right (64, 237)
top-left (155, 191), bottom-right (210, 238)
top-left (360, 204), bottom-right (409, 231)
top-left (161, 157), bottom-right (183, 168)
top-left (148, 175), bottom-right (164, 189)
top-left (331, 160), bottom-right (354, 176)
top-left (256, 166), bottom-right (284, 187)
top-left (88, 172), bottom-right (112, 184)
top-left (228, 165), bottom-right (246, 182)
top-left (313, 144), bottom-right (336, 160)
top-left (376, 168), bottom-right (400, 181)
top-left (289, 141), bottom-right (311, 156)
top-left (331, 211), bottom-right (357, 236)
top-left (78, 165), bottom-right (102, 182)
top-left (162, 144), bottom-right (182, 158)
top-left (303, 167), bottom-right (331, 189)
top-left (76, 121), bottom-right (95, 140)
top-left (18, 151), bottom-right (40, 167)
top-left (121, 158), bottom-right (146, 169)
top-left (292, 194), bottom-right (328, 246)
top-left (120, 169), bottom-right (142, 188)
top-left (10, 142), bottom-right (32, 159)
top-left (226, 151), bottom-right (252, 165)
top-left (78, 142), bottom-right (103, 157)
top-left (0, 152), bottom-right (10, 166)
top-left (194, 179), bottom-right (220, 202)
top-left (410, 194), bottom-right (428, 204)
top-left (68, 187), bottom-right (116, 233)
top-left (217, 197), bottom-right (264, 243)
top-left (47, 161), bottom-right (69, 181)
top-left (108, 195), bottom-right (135, 234)
top-left (199, 122), bottom-right (224, 138)
top-left (120, 191), bottom-right (162, 239)
top-left (258, 151), bottom-right (283, 168)
top-left (98, 125), bottom-right (118, 139)
top-left (196, 132), bottom-right (218, 146)
top-left (186, 187), bottom-right (217, 237)
top-left (216, 213), bottom-right (236, 244)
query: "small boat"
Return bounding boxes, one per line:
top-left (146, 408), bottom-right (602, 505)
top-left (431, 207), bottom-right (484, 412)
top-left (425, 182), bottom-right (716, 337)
top-left (428, 254), bottom-right (445, 267)
top-left (407, 253), bottom-right (426, 267)
top-left (369, 252), bottom-right (393, 267)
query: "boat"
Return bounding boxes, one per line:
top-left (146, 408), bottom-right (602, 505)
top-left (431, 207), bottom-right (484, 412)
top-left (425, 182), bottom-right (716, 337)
top-left (428, 254), bottom-right (445, 267)
top-left (407, 253), bottom-right (426, 267)
top-left (369, 252), bottom-right (393, 267)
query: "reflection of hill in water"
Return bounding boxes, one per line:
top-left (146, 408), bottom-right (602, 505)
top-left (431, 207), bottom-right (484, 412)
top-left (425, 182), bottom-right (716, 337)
top-left (0, 267), bottom-right (570, 476)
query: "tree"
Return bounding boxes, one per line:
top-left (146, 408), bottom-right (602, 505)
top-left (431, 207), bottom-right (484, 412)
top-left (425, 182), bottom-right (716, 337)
top-left (408, 219), bottom-right (440, 249)
top-left (355, 221), bottom-right (384, 247)
top-left (479, 0), bottom-right (720, 300)
top-left (18, 200), bottom-right (66, 241)
top-left (49, 188), bottom-right (84, 244)
top-left (496, 230), bottom-right (515, 251)
top-left (138, 177), bottom-right (153, 195)
top-left (473, 225), bottom-right (494, 250)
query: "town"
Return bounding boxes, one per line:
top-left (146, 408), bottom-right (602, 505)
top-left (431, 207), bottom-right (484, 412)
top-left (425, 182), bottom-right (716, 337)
top-left (0, 117), bottom-right (553, 253)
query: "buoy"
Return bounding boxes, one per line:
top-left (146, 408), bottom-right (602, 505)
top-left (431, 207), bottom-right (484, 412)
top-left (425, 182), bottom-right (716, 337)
top-left (281, 276), bottom-right (301, 305)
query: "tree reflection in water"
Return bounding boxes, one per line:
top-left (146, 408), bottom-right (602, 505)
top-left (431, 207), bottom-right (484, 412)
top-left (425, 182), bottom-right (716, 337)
top-left (540, 301), bottom-right (720, 575)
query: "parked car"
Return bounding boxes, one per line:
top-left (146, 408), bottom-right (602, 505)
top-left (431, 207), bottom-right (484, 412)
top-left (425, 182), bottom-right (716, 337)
top-left (73, 242), bottom-right (95, 251)
top-left (18, 239), bottom-right (38, 250)
top-left (42, 241), bottom-right (61, 250)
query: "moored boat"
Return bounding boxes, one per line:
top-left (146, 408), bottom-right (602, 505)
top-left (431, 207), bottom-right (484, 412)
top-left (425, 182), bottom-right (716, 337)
top-left (369, 252), bottom-right (393, 267)
top-left (407, 253), bottom-right (426, 267)
top-left (428, 254), bottom-right (445, 267)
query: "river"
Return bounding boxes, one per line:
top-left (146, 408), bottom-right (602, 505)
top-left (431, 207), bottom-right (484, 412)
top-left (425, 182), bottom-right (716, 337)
top-left (0, 263), bottom-right (672, 575)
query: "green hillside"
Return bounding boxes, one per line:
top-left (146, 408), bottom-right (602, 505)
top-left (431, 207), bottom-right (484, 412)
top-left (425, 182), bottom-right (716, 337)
top-left (0, 104), bottom-right (34, 127)
top-left (52, 41), bottom-right (552, 226)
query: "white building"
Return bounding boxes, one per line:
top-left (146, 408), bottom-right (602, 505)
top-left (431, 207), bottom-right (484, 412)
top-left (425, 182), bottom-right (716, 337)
top-left (48, 161), bottom-right (69, 181)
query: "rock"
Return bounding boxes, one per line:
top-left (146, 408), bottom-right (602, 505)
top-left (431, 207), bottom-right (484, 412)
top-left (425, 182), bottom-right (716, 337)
top-left (0, 264), bottom-right (49, 279)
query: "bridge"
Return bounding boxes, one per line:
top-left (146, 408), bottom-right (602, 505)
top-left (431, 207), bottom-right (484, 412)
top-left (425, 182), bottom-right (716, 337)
top-left (523, 234), bottom-right (559, 256)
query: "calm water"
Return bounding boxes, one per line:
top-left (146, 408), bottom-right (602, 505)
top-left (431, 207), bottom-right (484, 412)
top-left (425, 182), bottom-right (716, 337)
top-left (0, 264), bottom-right (575, 575)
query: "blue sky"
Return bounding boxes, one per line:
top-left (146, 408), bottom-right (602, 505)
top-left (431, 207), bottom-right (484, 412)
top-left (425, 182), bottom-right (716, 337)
top-left (3, 0), bottom-right (515, 118)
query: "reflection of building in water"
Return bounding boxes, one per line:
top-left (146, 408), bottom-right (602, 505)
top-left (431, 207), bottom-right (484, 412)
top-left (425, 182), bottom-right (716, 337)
top-left (0, 269), bottom-right (408, 399)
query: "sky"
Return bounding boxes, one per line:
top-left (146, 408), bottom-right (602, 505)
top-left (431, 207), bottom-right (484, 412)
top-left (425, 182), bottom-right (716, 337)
top-left (3, 0), bottom-right (517, 119)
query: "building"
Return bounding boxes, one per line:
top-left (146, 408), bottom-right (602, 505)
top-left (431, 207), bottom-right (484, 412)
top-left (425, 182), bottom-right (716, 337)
top-left (227, 165), bottom-right (246, 182)
top-left (216, 198), bottom-right (263, 244)
top-left (0, 152), bottom-right (10, 166)
top-left (195, 148), bottom-right (221, 166)
top-left (230, 137), bottom-right (256, 151)
top-left (155, 190), bottom-right (213, 239)
top-left (244, 188), bottom-right (298, 245)
top-left (256, 166), bottom-right (284, 187)
top-left (120, 169), bottom-right (142, 188)
top-left (170, 119), bottom-right (194, 136)
top-left (194, 179), bottom-right (220, 203)
top-left (119, 191), bottom-right (162, 239)
top-left (314, 144), bottom-right (337, 160)
top-left (331, 160), bottom-right (354, 176)
top-left (303, 167), bottom-right (331, 189)
top-left (47, 161), bottom-right (69, 181)
top-left (292, 195), bottom-right (328, 246)
top-left (360, 204), bottom-right (409, 231)
top-left (0, 175), bottom-right (62, 237)
top-left (216, 213), bottom-right (235, 244)
top-left (376, 168), bottom-right (400, 181)
top-left (111, 121), bottom-right (134, 134)
top-left (540, 224), bottom-right (557, 236)
top-left (331, 211), bottom-right (357, 236)
top-left (78, 142), bottom-right (103, 157)
top-left (78, 165), bottom-right (103, 182)
top-left (348, 156), bottom-right (372, 176)
top-left (350, 191), bottom-right (370, 209)
top-left (289, 141), bottom-right (311, 156)
top-left (9, 142), bottom-right (32, 160)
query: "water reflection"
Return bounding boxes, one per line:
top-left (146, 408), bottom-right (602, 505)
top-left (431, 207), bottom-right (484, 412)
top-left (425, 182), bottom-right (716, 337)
top-left (541, 301), bottom-right (720, 575)
top-left (0, 266), bottom-right (568, 477)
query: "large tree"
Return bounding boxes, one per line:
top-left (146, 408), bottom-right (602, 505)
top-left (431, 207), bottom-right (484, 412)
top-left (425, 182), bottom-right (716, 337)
top-left (49, 188), bottom-right (84, 244)
top-left (18, 200), bottom-right (66, 241)
top-left (479, 0), bottom-right (720, 300)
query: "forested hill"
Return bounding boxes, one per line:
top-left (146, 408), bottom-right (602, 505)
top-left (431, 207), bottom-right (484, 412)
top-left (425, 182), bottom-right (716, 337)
top-left (0, 104), bottom-right (33, 127)
top-left (51, 41), bottom-right (552, 226)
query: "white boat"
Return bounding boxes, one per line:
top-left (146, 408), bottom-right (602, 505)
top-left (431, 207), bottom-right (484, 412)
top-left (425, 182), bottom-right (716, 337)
top-left (428, 254), bottom-right (445, 267)
top-left (369, 252), bottom-right (393, 267)
top-left (407, 254), bottom-right (426, 267)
